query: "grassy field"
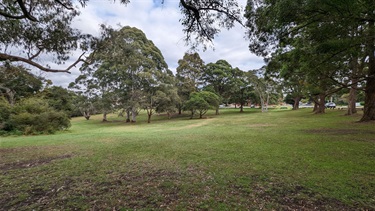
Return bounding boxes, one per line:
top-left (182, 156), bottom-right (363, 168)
top-left (1, 108), bottom-right (375, 210)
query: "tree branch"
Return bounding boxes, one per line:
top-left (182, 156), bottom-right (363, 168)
top-left (54, 0), bottom-right (74, 10)
top-left (0, 52), bottom-right (86, 73)
top-left (16, 0), bottom-right (38, 21)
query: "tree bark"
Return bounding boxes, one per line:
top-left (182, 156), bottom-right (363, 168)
top-left (360, 20), bottom-right (375, 121)
top-left (314, 93), bottom-right (326, 114)
top-left (102, 112), bottom-right (107, 122)
top-left (292, 96), bottom-right (301, 110)
top-left (131, 107), bottom-right (137, 123)
top-left (147, 114), bottom-right (151, 123)
top-left (126, 110), bottom-right (130, 122)
top-left (347, 85), bottom-right (357, 115)
top-left (83, 111), bottom-right (90, 120)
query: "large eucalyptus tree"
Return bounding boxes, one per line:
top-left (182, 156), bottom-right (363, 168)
top-left (246, 0), bottom-right (375, 121)
top-left (176, 52), bottom-right (205, 114)
top-left (75, 25), bottom-right (174, 123)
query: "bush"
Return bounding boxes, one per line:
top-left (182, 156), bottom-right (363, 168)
top-left (0, 97), bottom-right (12, 130)
top-left (4, 98), bottom-right (71, 135)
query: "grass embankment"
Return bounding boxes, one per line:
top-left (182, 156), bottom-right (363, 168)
top-left (1, 108), bottom-right (374, 210)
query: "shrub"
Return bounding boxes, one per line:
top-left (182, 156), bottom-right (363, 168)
top-left (0, 97), bottom-right (11, 130)
top-left (6, 98), bottom-right (71, 135)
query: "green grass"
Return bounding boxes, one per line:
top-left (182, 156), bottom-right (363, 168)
top-left (1, 108), bottom-right (375, 210)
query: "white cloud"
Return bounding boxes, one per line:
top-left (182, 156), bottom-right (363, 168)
top-left (45, 0), bottom-right (264, 87)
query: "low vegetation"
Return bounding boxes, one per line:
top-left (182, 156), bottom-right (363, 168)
top-left (1, 108), bottom-right (374, 210)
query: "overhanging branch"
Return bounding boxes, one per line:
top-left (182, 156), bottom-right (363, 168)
top-left (0, 52), bottom-right (86, 73)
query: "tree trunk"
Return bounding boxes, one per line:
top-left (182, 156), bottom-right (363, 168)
top-left (147, 108), bottom-right (152, 123)
top-left (102, 112), bottom-right (107, 122)
top-left (314, 93), bottom-right (326, 114)
top-left (147, 114), bottom-right (151, 123)
top-left (292, 96), bottom-right (301, 110)
top-left (84, 111), bottom-right (90, 120)
top-left (126, 110), bottom-right (130, 122)
top-left (178, 105), bottom-right (182, 115)
top-left (240, 104), bottom-right (243, 112)
top-left (360, 20), bottom-right (375, 121)
top-left (131, 107), bottom-right (137, 123)
top-left (347, 86), bottom-right (357, 115)
top-left (190, 110), bottom-right (194, 119)
top-left (215, 108), bottom-right (219, 115)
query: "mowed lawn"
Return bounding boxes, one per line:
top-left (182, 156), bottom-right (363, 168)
top-left (1, 108), bottom-right (374, 210)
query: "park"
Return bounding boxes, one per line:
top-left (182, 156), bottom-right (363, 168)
top-left (1, 0), bottom-right (375, 210)
top-left (1, 108), bottom-right (374, 209)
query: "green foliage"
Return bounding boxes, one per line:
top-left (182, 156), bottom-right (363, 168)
top-left (4, 98), bottom-right (70, 135)
top-left (0, 0), bottom-right (90, 73)
top-left (0, 64), bottom-right (44, 105)
top-left (245, 0), bottom-right (375, 120)
top-left (75, 25), bottom-right (173, 122)
top-left (41, 86), bottom-right (75, 115)
top-left (184, 91), bottom-right (220, 118)
top-left (0, 97), bottom-right (11, 130)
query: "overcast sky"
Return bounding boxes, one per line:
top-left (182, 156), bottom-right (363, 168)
top-left (42, 0), bottom-right (264, 87)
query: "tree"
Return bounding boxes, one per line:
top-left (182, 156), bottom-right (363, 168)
top-left (77, 25), bottom-right (173, 123)
top-left (184, 91), bottom-right (219, 118)
top-left (202, 59), bottom-right (234, 114)
top-left (0, 0), bottom-right (89, 73)
top-left (245, 0), bottom-right (375, 121)
top-left (176, 52), bottom-right (205, 114)
top-left (40, 86), bottom-right (75, 116)
top-left (0, 64), bottom-right (43, 106)
top-left (247, 70), bottom-right (280, 112)
top-left (1, 0), bottom-right (242, 73)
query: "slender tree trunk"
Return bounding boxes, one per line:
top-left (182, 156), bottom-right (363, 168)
top-left (102, 112), bottom-right (107, 122)
top-left (240, 103), bottom-right (244, 112)
top-left (347, 85), bottom-right (357, 115)
top-left (215, 108), bottom-right (219, 115)
top-left (131, 107), bottom-right (137, 123)
top-left (147, 108), bottom-right (152, 123)
top-left (126, 110), bottom-right (130, 122)
top-left (190, 110), bottom-right (194, 119)
top-left (360, 20), bottom-right (375, 121)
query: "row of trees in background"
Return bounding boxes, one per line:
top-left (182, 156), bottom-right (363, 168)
top-left (68, 26), bottom-right (282, 124)
top-left (2, 0), bottom-right (374, 134)
top-left (0, 24), bottom-right (281, 134)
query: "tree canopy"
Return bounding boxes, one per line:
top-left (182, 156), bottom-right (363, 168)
top-left (0, 0), bottom-right (244, 73)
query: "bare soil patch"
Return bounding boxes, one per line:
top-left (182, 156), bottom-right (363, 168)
top-left (0, 154), bottom-right (73, 171)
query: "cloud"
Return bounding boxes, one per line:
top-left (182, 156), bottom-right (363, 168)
top-left (45, 0), bottom-right (264, 87)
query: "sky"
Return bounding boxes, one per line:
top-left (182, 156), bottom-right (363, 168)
top-left (42, 0), bottom-right (265, 87)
